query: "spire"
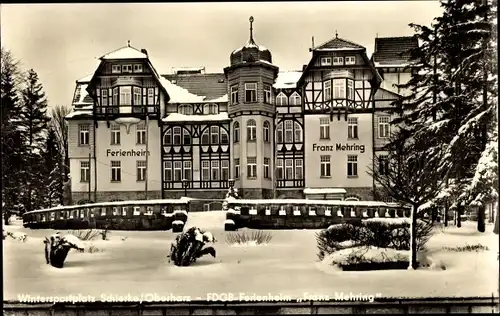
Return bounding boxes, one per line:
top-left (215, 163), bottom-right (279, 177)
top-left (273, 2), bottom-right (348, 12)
top-left (247, 16), bottom-right (256, 46)
top-left (335, 30), bottom-right (338, 38)
top-left (127, 40), bottom-right (131, 47)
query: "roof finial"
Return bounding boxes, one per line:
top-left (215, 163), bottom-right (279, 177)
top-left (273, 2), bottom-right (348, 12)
top-left (127, 40), bottom-right (131, 47)
top-left (335, 30), bottom-right (338, 38)
top-left (248, 16), bottom-right (256, 45)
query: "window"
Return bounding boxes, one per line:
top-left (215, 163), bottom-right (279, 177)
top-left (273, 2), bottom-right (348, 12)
top-left (263, 121), bottom-right (270, 143)
top-left (211, 161), bottom-right (220, 180)
top-left (120, 86), bottom-right (131, 105)
top-left (136, 124), bottom-right (146, 144)
top-left (247, 157), bottom-right (257, 178)
top-left (347, 155), bottom-right (358, 177)
top-left (379, 155), bottom-right (389, 175)
top-left (347, 79), bottom-right (354, 100)
top-left (133, 64), bottom-right (143, 72)
top-left (347, 117), bottom-right (358, 139)
top-left (276, 159), bottom-right (283, 180)
top-left (295, 159), bottom-right (303, 180)
top-left (294, 122), bottom-right (303, 143)
top-left (111, 161), bottom-right (121, 182)
top-left (147, 88), bottom-right (154, 105)
top-left (202, 161), bottom-right (210, 181)
top-left (247, 119), bottom-right (256, 141)
top-left (179, 104), bottom-right (193, 115)
top-left (173, 127), bottom-right (181, 145)
top-left (79, 124), bottom-right (90, 146)
top-left (221, 129), bottom-right (229, 144)
top-left (183, 131), bottom-right (191, 145)
top-left (264, 158), bottom-right (270, 179)
top-left (234, 158), bottom-right (240, 179)
top-left (333, 57), bottom-right (344, 65)
top-left (276, 122), bottom-right (283, 143)
top-left (112, 87), bottom-right (119, 106)
top-left (285, 159), bottom-right (293, 179)
top-left (290, 92), bottom-right (301, 106)
top-left (323, 80), bottom-right (331, 101)
top-left (378, 116), bottom-right (390, 138)
top-left (163, 161), bottom-right (172, 181)
top-left (285, 120), bottom-right (293, 143)
top-left (345, 56), bottom-right (356, 65)
top-left (221, 160), bottom-right (229, 180)
top-left (163, 129), bottom-right (172, 145)
top-left (276, 92), bottom-right (288, 106)
top-left (320, 118), bottom-right (330, 139)
top-left (211, 126), bottom-right (219, 144)
top-left (234, 122), bottom-right (240, 143)
top-left (111, 124), bottom-right (120, 145)
top-left (101, 89), bottom-right (108, 106)
top-left (137, 160), bottom-right (147, 181)
top-left (264, 85), bottom-right (272, 104)
top-left (245, 83), bottom-right (257, 103)
top-left (320, 57), bottom-right (332, 66)
top-left (183, 161), bottom-right (192, 181)
top-left (204, 104), bottom-right (218, 114)
top-left (122, 65), bottom-right (132, 73)
top-left (112, 65), bottom-right (121, 73)
top-left (333, 79), bottom-right (345, 99)
top-left (133, 87), bottom-right (142, 105)
top-left (201, 129), bottom-right (209, 145)
top-left (80, 161), bottom-right (90, 182)
top-left (231, 85), bottom-right (239, 105)
top-left (174, 161), bottom-right (182, 181)
top-left (320, 155), bottom-right (331, 177)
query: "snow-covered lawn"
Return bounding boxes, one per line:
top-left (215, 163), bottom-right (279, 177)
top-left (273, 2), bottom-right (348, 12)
top-left (3, 213), bottom-right (498, 301)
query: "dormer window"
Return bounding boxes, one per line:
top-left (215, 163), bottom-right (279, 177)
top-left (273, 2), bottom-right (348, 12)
top-left (276, 92), bottom-right (288, 106)
top-left (122, 65), bottom-right (133, 73)
top-left (133, 64), bottom-right (143, 72)
top-left (333, 57), bottom-right (344, 66)
top-left (112, 65), bottom-right (121, 73)
top-left (345, 56), bottom-right (356, 65)
top-left (320, 57), bottom-right (332, 66)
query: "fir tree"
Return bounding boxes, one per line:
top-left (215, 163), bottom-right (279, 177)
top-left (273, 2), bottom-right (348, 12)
top-left (42, 128), bottom-right (64, 208)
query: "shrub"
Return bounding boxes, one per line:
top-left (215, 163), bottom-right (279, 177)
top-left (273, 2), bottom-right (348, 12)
top-left (442, 244), bottom-right (489, 252)
top-left (226, 230), bottom-right (273, 245)
top-left (85, 244), bottom-right (104, 253)
top-left (68, 229), bottom-right (101, 241)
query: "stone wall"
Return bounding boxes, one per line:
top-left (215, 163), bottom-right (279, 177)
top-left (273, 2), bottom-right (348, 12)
top-left (72, 191), bottom-right (162, 205)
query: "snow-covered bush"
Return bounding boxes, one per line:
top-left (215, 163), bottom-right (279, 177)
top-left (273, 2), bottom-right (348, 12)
top-left (168, 227), bottom-right (217, 267)
top-left (44, 233), bottom-right (85, 268)
top-left (5, 231), bottom-right (27, 242)
top-left (323, 246), bottom-right (409, 270)
top-left (68, 229), bottom-right (101, 241)
top-left (442, 244), bottom-right (489, 252)
top-left (224, 219), bottom-right (236, 231)
top-left (85, 244), bottom-right (104, 253)
top-left (226, 230), bottom-right (273, 245)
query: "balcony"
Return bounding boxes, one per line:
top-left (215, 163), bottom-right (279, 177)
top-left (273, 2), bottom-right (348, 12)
top-left (94, 105), bottom-right (160, 119)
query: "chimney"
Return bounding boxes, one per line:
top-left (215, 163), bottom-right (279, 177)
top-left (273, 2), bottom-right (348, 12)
top-left (141, 49), bottom-right (148, 56)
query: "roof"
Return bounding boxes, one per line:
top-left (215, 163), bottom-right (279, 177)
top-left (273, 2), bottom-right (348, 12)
top-left (162, 73), bottom-right (227, 101)
top-left (76, 73), bottom-right (93, 83)
top-left (159, 77), bottom-right (205, 103)
top-left (100, 45), bottom-right (148, 60)
top-left (72, 83), bottom-right (93, 105)
top-left (274, 71), bottom-right (302, 89)
top-left (372, 36), bottom-right (418, 66)
top-left (312, 36), bottom-right (365, 51)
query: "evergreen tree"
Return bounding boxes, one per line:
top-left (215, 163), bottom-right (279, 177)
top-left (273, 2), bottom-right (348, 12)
top-left (50, 105), bottom-right (70, 183)
top-left (42, 128), bottom-right (64, 208)
top-left (19, 69), bottom-right (50, 213)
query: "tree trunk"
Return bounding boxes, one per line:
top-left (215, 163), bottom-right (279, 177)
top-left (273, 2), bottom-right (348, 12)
top-left (477, 205), bottom-right (485, 233)
top-left (3, 211), bottom-right (10, 226)
top-left (431, 207), bottom-right (437, 223)
top-left (494, 204), bottom-right (499, 234)
top-left (488, 203), bottom-right (494, 223)
top-left (444, 201), bottom-right (449, 227)
top-left (457, 204), bottom-right (462, 228)
top-left (409, 204), bottom-right (419, 270)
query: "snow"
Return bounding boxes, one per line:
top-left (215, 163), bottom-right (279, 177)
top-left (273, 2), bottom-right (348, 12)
top-left (3, 214), bottom-right (499, 299)
top-left (224, 219), bottom-right (235, 225)
top-left (363, 218), bottom-right (411, 225)
top-left (314, 48), bottom-right (365, 51)
top-left (304, 188), bottom-right (347, 195)
top-left (226, 209), bottom-right (240, 215)
top-left (274, 71), bottom-right (302, 89)
top-left (162, 113), bottom-right (230, 123)
top-left (61, 234), bottom-right (85, 250)
top-left (114, 117), bottom-right (141, 124)
top-left (172, 220), bottom-right (184, 225)
top-left (173, 210), bottom-right (188, 217)
top-left (225, 198), bottom-right (408, 209)
top-left (374, 62), bottom-right (410, 68)
top-left (160, 77), bottom-right (205, 103)
top-left (232, 44), bottom-right (268, 54)
top-left (100, 46), bottom-right (148, 60)
top-left (323, 246), bottom-right (409, 266)
top-left (172, 67), bottom-right (205, 74)
top-left (76, 74), bottom-right (94, 83)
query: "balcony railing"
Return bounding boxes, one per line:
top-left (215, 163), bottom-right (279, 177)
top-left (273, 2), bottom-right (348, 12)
top-left (94, 105), bottom-right (160, 117)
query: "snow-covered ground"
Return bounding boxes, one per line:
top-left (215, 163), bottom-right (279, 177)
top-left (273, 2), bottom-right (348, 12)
top-left (3, 212), bottom-right (498, 301)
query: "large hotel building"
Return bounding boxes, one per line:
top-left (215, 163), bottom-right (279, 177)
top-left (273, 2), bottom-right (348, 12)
top-left (66, 19), bottom-right (417, 209)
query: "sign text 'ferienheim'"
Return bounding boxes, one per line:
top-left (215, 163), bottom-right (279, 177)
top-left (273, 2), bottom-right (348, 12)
top-left (106, 149), bottom-right (150, 157)
top-left (312, 143), bottom-right (365, 153)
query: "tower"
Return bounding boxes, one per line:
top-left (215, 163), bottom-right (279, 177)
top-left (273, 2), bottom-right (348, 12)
top-left (224, 17), bottom-right (279, 199)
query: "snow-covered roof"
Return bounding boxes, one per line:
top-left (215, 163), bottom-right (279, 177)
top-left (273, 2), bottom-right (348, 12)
top-left (303, 188), bottom-right (347, 195)
top-left (374, 62), bottom-right (410, 68)
top-left (74, 84), bottom-right (92, 105)
top-left (65, 105), bottom-right (93, 119)
top-left (76, 73), bottom-right (94, 83)
top-left (160, 77), bottom-right (205, 103)
top-left (225, 198), bottom-right (409, 209)
top-left (100, 46), bottom-right (148, 60)
top-left (205, 94), bottom-right (228, 103)
top-left (172, 67), bottom-right (205, 74)
top-left (274, 71), bottom-right (302, 89)
top-left (314, 47), bottom-right (365, 51)
top-left (162, 113), bottom-right (230, 123)
top-left (232, 43), bottom-right (268, 54)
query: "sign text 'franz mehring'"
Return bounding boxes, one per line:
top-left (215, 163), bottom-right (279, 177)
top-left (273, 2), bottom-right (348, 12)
top-left (312, 143), bottom-right (366, 153)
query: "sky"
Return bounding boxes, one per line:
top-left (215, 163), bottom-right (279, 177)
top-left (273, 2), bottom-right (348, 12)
top-left (1, 2), bottom-right (443, 108)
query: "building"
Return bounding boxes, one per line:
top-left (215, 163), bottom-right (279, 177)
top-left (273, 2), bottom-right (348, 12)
top-left (66, 18), bottom-right (418, 209)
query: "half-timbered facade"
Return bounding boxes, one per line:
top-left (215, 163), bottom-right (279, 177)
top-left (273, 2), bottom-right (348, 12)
top-left (66, 18), bottom-right (416, 206)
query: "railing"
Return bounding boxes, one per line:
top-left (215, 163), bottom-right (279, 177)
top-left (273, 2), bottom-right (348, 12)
top-left (22, 198), bottom-right (191, 231)
top-left (94, 105), bottom-right (160, 117)
top-left (224, 198), bottom-right (412, 230)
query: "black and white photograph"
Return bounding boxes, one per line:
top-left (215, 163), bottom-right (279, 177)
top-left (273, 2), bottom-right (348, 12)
top-left (2, 1), bottom-right (499, 314)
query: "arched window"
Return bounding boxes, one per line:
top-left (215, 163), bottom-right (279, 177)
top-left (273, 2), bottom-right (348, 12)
top-left (203, 104), bottom-right (218, 114)
top-left (294, 121), bottom-right (303, 142)
top-left (263, 121), bottom-right (270, 143)
top-left (290, 92), bottom-right (301, 106)
top-left (276, 122), bottom-right (283, 143)
top-left (276, 92), bottom-right (288, 106)
top-left (163, 129), bottom-right (172, 145)
top-left (201, 128), bottom-right (210, 145)
top-left (173, 127), bottom-right (182, 145)
top-left (284, 120), bottom-right (293, 143)
top-left (233, 122), bottom-right (240, 143)
top-left (210, 126), bottom-right (219, 144)
top-left (179, 104), bottom-right (193, 115)
top-left (220, 128), bottom-right (229, 144)
top-left (247, 119), bottom-right (256, 141)
top-left (344, 195), bottom-right (360, 201)
top-left (182, 128), bottom-right (191, 145)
